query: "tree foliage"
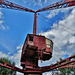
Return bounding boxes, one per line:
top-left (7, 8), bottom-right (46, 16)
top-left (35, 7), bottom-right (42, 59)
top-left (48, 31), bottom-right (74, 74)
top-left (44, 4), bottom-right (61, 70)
top-left (0, 57), bottom-right (16, 75)
top-left (52, 68), bottom-right (75, 75)
top-left (52, 57), bottom-right (75, 75)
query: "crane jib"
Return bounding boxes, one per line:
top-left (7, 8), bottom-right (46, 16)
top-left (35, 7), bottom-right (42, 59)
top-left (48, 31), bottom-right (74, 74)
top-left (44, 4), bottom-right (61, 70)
top-left (65, 0), bottom-right (75, 3)
top-left (0, 0), bottom-right (75, 74)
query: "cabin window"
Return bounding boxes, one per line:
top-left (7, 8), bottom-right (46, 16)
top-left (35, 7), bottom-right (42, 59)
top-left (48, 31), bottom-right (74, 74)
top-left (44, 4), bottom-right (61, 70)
top-left (46, 39), bottom-right (51, 48)
top-left (29, 35), bottom-right (33, 41)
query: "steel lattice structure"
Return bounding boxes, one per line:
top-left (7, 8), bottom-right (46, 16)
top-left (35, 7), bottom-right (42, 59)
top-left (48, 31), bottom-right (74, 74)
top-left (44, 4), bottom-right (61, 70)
top-left (0, 0), bottom-right (75, 75)
top-left (0, 55), bottom-right (75, 73)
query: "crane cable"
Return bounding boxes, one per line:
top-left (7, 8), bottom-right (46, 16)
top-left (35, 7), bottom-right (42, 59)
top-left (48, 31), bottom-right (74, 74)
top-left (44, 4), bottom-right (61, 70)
top-left (38, 13), bottom-right (75, 34)
top-left (39, 13), bottom-right (75, 31)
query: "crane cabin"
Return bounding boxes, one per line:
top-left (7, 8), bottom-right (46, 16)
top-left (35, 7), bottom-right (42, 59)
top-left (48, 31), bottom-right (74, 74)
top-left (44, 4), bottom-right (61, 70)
top-left (21, 34), bottom-right (53, 68)
top-left (0, 0), bottom-right (75, 72)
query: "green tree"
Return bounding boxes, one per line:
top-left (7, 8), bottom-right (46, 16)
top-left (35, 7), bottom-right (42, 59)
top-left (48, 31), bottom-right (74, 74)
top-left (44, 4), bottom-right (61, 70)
top-left (59, 58), bottom-right (63, 61)
top-left (0, 57), bottom-right (16, 75)
top-left (53, 57), bottom-right (75, 75)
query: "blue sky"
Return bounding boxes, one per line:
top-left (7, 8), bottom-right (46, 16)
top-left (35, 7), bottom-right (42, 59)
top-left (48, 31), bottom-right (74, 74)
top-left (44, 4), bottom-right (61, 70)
top-left (0, 0), bottom-right (75, 75)
top-left (0, 0), bottom-right (63, 55)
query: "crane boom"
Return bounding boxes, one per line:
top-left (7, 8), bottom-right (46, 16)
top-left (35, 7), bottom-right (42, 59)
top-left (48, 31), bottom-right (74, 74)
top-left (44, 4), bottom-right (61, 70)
top-left (0, 60), bottom-right (42, 73)
top-left (42, 54), bottom-right (75, 72)
top-left (0, 55), bottom-right (75, 73)
top-left (36, 0), bottom-right (75, 12)
top-left (0, 0), bottom-right (75, 74)
top-left (0, 0), bottom-right (75, 13)
top-left (0, 0), bottom-right (35, 12)
top-left (0, 0), bottom-right (75, 35)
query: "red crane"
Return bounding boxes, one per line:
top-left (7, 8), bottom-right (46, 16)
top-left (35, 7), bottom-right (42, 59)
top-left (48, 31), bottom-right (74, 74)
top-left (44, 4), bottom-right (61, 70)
top-left (0, 0), bottom-right (75, 75)
top-left (0, 54), bottom-right (75, 73)
top-left (0, 0), bottom-right (75, 35)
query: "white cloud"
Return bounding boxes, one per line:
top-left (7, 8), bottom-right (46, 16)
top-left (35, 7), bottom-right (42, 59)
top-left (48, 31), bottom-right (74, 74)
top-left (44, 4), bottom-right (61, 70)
top-left (0, 51), bottom-right (23, 75)
top-left (16, 72), bottom-right (23, 75)
top-left (0, 37), bottom-right (14, 53)
top-left (0, 1), bottom-right (75, 75)
top-left (0, 52), bottom-right (8, 58)
top-left (0, 24), bottom-right (6, 30)
top-left (0, 11), bottom-right (2, 15)
top-left (8, 52), bottom-right (11, 55)
top-left (43, 72), bottom-right (52, 75)
top-left (0, 11), bottom-right (6, 30)
top-left (44, 0), bottom-right (47, 4)
top-left (38, 0), bottom-right (41, 2)
top-left (22, 0), bottom-right (48, 6)
top-left (10, 46), bottom-right (22, 67)
top-left (39, 6), bottom-right (75, 75)
top-left (0, 20), bottom-right (4, 24)
top-left (10, 45), bottom-right (23, 75)
top-left (69, 36), bottom-right (75, 43)
top-left (22, 0), bottom-right (26, 3)
top-left (0, 10), bottom-right (5, 30)
top-left (16, 45), bottom-right (22, 50)
top-left (0, 10), bottom-right (9, 30)
top-left (39, 7), bottom-right (75, 68)
top-left (0, 11), bottom-right (3, 18)
top-left (46, 6), bottom-right (74, 19)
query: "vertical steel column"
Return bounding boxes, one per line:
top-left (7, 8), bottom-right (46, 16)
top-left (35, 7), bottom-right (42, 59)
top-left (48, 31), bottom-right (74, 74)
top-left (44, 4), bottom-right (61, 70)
top-left (33, 12), bottom-right (37, 35)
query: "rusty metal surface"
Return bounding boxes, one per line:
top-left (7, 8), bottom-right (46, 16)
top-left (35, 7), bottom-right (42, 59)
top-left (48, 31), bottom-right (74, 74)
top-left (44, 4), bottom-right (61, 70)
top-left (0, 0), bottom-right (75, 74)
top-left (0, 0), bottom-right (35, 12)
top-left (36, 0), bottom-right (75, 12)
top-left (41, 55), bottom-right (75, 72)
top-left (34, 35), bottom-right (46, 50)
top-left (0, 60), bottom-right (42, 73)
top-left (0, 0), bottom-right (3, 3)
top-left (68, 1), bottom-right (75, 6)
top-left (0, 0), bottom-right (75, 13)
top-left (21, 34), bottom-right (53, 62)
top-left (65, 0), bottom-right (75, 3)
top-left (33, 13), bottom-right (37, 35)
top-left (0, 55), bottom-right (75, 73)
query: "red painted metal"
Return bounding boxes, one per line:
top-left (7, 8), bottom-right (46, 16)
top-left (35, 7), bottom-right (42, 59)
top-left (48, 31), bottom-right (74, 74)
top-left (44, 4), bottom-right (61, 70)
top-left (41, 54), bottom-right (75, 72)
top-left (33, 35), bottom-right (46, 50)
top-left (0, 0), bottom-right (75, 13)
top-left (0, 0), bottom-right (75, 38)
top-left (0, 55), bottom-right (75, 73)
top-left (68, 1), bottom-right (75, 6)
top-left (0, 0), bottom-right (3, 3)
top-left (0, 0), bottom-right (75, 75)
top-left (0, 60), bottom-right (42, 73)
top-left (36, 0), bottom-right (75, 12)
top-left (0, 0), bottom-right (35, 12)
top-left (65, 0), bottom-right (75, 3)
top-left (20, 34), bottom-right (53, 72)
top-left (33, 13), bottom-right (37, 35)
top-left (0, 60), bottom-right (25, 73)
top-left (59, 65), bottom-right (75, 69)
top-left (21, 34), bottom-right (53, 62)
